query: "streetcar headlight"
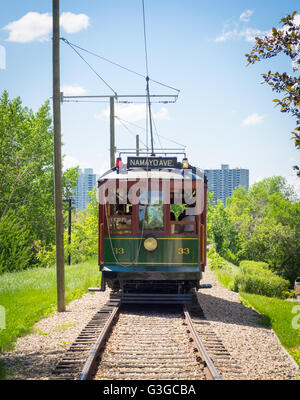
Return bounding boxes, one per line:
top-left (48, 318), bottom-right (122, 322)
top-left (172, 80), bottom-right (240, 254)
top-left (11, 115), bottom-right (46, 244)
top-left (144, 237), bottom-right (158, 252)
top-left (182, 157), bottom-right (189, 168)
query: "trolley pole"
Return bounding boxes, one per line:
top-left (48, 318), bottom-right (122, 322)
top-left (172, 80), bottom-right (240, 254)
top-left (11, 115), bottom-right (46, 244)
top-left (53, 0), bottom-right (65, 312)
top-left (110, 96), bottom-right (115, 168)
top-left (136, 134), bottom-right (140, 156)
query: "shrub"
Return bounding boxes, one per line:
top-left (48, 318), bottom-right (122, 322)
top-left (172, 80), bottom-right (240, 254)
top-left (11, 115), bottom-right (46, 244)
top-left (282, 290), bottom-right (296, 299)
top-left (35, 241), bottom-right (56, 268)
top-left (239, 260), bottom-right (275, 279)
top-left (207, 247), bottom-right (227, 270)
top-left (240, 260), bottom-right (269, 270)
top-left (234, 274), bottom-right (289, 298)
top-left (223, 249), bottom-right (239, 265)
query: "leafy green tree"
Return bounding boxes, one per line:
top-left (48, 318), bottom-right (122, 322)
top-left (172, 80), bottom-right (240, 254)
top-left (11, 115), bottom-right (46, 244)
top-left (68, 189), bottom-right (98, 263)
top-left (207, 196), bottom-right (239, 263)
top-left (226, 177), bottom-right (300, 282)
top-left (0, 91), bottom-right (78, 271)
top-left (0, 211), bottom-right (32, 273)
top-left (245, 11), bottom-right (300, 172)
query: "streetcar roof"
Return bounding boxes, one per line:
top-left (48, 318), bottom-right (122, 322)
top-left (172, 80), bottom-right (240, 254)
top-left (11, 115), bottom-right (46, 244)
top-left (98, 164), bottom-right (204, 182)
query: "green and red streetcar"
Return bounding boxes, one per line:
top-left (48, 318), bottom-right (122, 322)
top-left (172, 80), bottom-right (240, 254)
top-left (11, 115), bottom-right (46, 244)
top-left (97, 155), bottom-right (207, 294)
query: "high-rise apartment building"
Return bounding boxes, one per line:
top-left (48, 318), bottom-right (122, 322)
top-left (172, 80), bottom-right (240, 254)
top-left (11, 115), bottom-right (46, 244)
top-left (73, 168), bottom-right (96, 210)
top-left (204, 164), bottom-right (249, 204)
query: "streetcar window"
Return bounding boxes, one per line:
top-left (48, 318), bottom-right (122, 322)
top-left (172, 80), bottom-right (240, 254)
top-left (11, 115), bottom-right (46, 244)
top-left (139, 190), bottom-right (164, 231)
top-left (170, 191), bottom-right (196, 234)
top-left (108, 216), bottom-right (131, 234)
top-left (107, 203), bottom-right (132, 234)
top-left (108, 203), bottom-right (132, 216)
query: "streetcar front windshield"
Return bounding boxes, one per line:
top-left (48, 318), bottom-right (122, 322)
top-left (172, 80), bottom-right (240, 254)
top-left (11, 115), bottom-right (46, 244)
top-left (139, 190), bottom-right (164, 231)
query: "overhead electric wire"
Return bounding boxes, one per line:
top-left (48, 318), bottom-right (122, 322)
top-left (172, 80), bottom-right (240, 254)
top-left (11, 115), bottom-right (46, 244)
top-left (115, 116), bottom-right (147, 147)
top-left (115, 114), bottom-right (186, 149)
top-left (60, 37), bottom-right (180, 95)
top-left (63, 100), bottom-right (110, 103)
top-left (60, 38), bottom-right (117, 96)
top-left (152, 117), bottom-right (163, 150)
top-left (157, 134), bottom-right (186, 148)
top-left (60, 4), bottom-right (182, 156)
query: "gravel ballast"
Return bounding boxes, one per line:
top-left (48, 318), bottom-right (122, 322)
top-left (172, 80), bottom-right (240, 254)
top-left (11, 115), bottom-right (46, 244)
top-left (1, 267), bottom-right (299, 380)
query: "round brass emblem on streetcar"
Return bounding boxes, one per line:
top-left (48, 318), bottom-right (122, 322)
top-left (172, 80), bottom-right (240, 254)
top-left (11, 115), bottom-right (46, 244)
top-left (143, 237), bottom-right (158, 252)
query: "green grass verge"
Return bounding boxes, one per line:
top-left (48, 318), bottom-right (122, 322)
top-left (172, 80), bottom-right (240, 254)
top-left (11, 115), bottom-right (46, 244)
top-left (240, 292), bottom-right (300, 366)
top-left (0, 259), bottom-right (101, 378)
top-left (208, 253), bottom-right (300, 367)
top-left (212, 263), bottom-right (239, 291)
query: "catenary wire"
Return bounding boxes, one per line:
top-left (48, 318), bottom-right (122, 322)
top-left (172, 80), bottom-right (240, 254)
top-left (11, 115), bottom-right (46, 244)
top-left (60, 37), bottom-right (180, 94)
top-left (61, 38), bottom-right (117, 96)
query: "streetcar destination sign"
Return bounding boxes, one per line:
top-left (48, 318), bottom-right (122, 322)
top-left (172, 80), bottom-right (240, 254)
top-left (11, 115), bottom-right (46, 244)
top-left (127, 157), bottom-right (178, 169)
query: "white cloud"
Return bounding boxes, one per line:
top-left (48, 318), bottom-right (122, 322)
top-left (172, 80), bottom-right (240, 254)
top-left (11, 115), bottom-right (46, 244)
top-left (63, 155), bottom-right (110, 179)
top-left (96, 103), bottom-right (170, 123)
top-left (4, 12), bottom-right (52, 43)
top-left (3, 11), bottom-right (90, 43)
top-left (215, 10), bottom-right (270, 43)
top-left (60, 12), bottom-right (90, 34)
top-left (63, 155), bottom-right (90, 171)
top-left (96, 160), bottom-right (110, 177)
top-left (241, 112), bottom-right (266, 127)
top-left (215, 29), bottom-right (237, 42)
top-left (153, 107), bottom-right (171, 120)
top-left (61, 84), bottom-right (87, 96)
top-left (240, 28), bottom-right (271, 43)
top-left (215, 26), bottom-right (270, 43)
top-left (240, 10), bottom-right (253, 22)
top-left (254, 175), bottom-right (264, 183)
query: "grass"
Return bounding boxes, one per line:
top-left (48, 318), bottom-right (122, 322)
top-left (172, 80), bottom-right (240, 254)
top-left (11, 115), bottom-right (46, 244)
top-left (209, 255), bottom-right (300, 367)
top-left (208, 253), bottom-right (300, 367)
top-left (0, 258), bottom-right (101, 378)
top-left (210, 259), bottom-right (239, 291)
top-left (240, 292), bottom-right (300, 366)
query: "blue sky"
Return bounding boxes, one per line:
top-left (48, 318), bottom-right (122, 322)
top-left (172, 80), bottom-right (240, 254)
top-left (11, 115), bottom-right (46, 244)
top-left (0, 0), bottom-right (299, 195)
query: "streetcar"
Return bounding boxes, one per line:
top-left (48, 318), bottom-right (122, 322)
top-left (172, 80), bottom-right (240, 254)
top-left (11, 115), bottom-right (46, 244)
top-left (97, 154), bottom-right (207, 295)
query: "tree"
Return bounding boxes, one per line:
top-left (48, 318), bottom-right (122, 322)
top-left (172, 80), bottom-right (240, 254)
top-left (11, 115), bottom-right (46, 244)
top-left (0, 91), bottom-right (78, 271)
top-left (245, 11), bottom-right (300, 172)
top-left (226, 177), bottom-right (300, 282)
top-left (207, 196), bottom-right (239, 263)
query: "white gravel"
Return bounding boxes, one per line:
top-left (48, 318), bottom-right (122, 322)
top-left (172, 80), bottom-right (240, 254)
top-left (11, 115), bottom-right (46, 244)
top-left (197, 266), bottom-right (300, 380)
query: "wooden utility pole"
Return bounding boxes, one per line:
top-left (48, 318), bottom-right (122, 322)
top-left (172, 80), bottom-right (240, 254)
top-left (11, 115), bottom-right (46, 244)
top-left (110, 96), bottom-right (115, 168)
top-left (136, 134), bottom-right (140, 156)
top-left (53, 0), bottom-right (65, 312)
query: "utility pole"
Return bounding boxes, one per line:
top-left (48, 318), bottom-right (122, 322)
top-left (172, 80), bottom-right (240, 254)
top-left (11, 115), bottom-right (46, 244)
top-left (110, 96), bottom-right (115, 168)
top-left (136, 134), bottom-right (140, 156)
top-left (53, 0), bottom-right (65, 312)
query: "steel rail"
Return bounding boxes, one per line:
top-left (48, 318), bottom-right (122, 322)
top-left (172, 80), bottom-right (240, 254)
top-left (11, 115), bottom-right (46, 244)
top-left (80, 305), bottom-right (120, 380)
top-left (183, 306), bottom-right (222, 380)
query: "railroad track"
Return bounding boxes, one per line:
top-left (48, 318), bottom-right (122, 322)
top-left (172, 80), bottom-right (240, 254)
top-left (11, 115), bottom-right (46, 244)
top-left (52, 293), bottom-right (243, 380)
